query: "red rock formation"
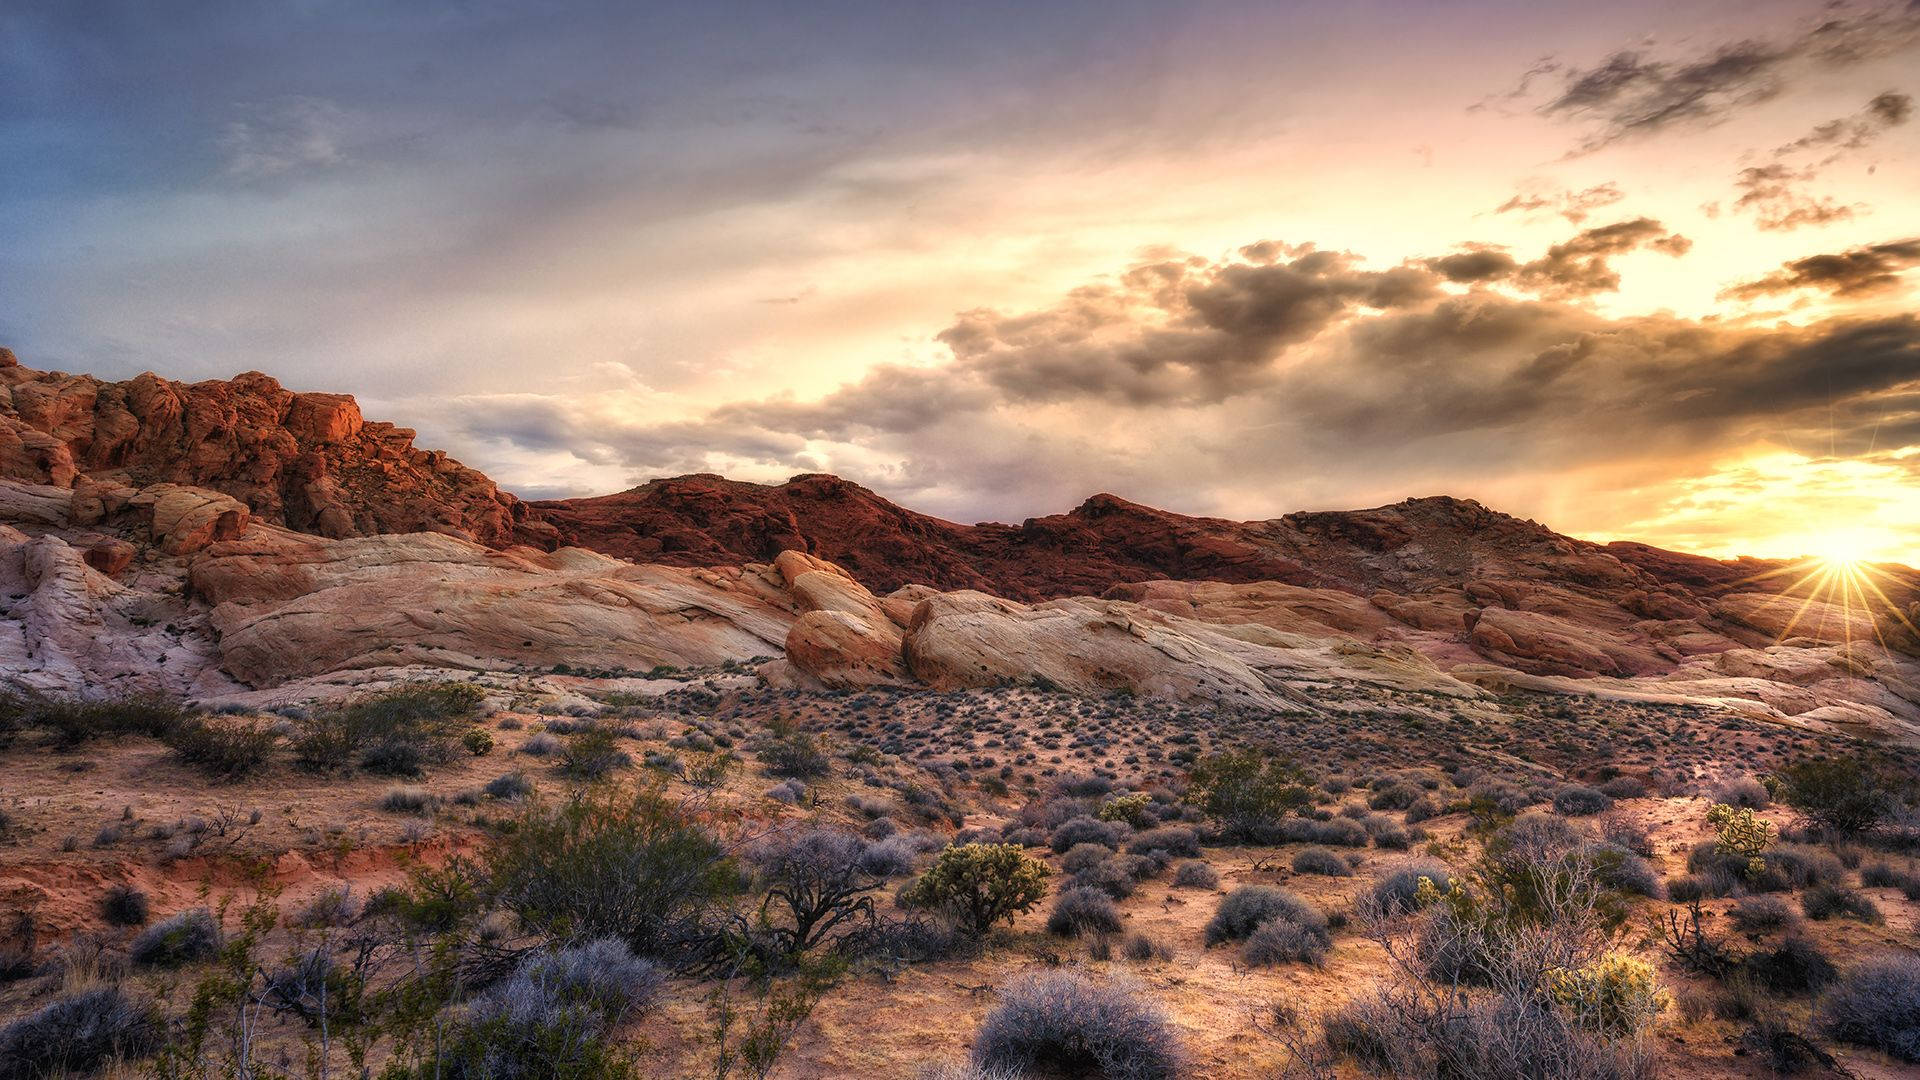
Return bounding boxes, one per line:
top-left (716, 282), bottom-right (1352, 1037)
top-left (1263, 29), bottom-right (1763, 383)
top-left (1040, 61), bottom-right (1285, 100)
top-left (531, 474), bottom-right (1315, 600)
top-left (0, 349), bottom-right (554, 547)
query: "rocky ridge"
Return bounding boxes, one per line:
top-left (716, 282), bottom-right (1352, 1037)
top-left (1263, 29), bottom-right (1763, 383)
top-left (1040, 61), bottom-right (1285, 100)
top-left (1, 348), bottom-right (1916, 741)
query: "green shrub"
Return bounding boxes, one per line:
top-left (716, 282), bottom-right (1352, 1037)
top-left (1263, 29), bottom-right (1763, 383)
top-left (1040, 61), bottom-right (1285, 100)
top-left (1771, 755), bottom-right (1904, 835)
top-left (462, 728), bottom-right (495, 756)
top-left (35, 694), bottom-right (187, 749)
top-left (292, 682), bottom-right (482, 774)
top-left (560, 729), bottom-right (630, 780)
top-left (1184, 749), bottom-right (1311, 841)
top-left (485, 786), bottom-right (738, 961)
top-left (902, 843), bottom-right (1049, 937)
top-left (757, 716), bottom-right (831, 778)
top-left (164, 716), bottom-right (277, 779)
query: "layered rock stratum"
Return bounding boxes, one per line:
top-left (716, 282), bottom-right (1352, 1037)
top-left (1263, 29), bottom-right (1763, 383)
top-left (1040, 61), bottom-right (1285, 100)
top-left (2, 349), bottom-right (1916, 742)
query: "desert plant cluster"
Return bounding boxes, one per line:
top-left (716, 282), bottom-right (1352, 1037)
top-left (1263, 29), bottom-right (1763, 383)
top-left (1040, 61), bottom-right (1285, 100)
top-left (1, 677), bottom-right (1917, 1079)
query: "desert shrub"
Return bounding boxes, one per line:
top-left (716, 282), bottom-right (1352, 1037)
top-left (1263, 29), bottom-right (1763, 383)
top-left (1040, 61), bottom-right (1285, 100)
top-left (1060, 843), bottom-right (1111, 874)
top-left (1171, 861), bottom-right (1218, 889)
top-left (1204, 886), bottom-right (1326, 947)
top-left (1745, 935), bottom-right (1837, 995)
top-left (1068, 858), bottom-right (1136, 900)
top-left (424, 939), bottom-right (658, 1079)
top-left (1320, 987), bottom-right (1647, 1080)
top-left (1292, 847), bottom-right (1352, 876)
top-left (484, 772), bottom-right (533, 800)
top-left (0, 987), bottom-right (161, 1079)
top-left (163, 716), bottom-right (277, 779)
top-left (1185, 749), bottom-right (1311, 842)
top-left (1861, 861), bottom-right (1916, 889)
top-left (1815, 953), bottom-right (1920, 1062)
top-left (99, 884), bottom-right (149, 927)
top-left (292, 682), bottom-right (481, 774)
top-left (521, 732), bottom-right (560, 757)
top-left (1370, 821), bottom-right (1412, 850)
top-left (1589, 844), bottom-right (1661, 899)
top-left (757, 716), bottom-right (830, 778)
top-left (1772, 754), bottom-right (1904, 835)
top-left (1598, 776), bottom-right (1646, 800)
top-left (381, 786), bottom-right (436, 813)
top-left (1242, 917), bottom-right (1329, 966)
top-left (1800, 884), bottom-right (1881, 923)
top-left (1598, 818), bottom-right (1652, 857)
top-left (1123, 932), bottom-right (1169, 962)
top-left (485, 786), bottom-right (738, 962)
top-left (1049, 816), bottom-right (1124, 854)
top-left (559, 729), bottom-right (630, 781)
top-left (1544, 953), bottom-right (1669, 1035)
top-left (34, 694), bottom-right (187, 749)
top-left (1046, 886), bottom-right (1123, 938)
top-left (859, 836), bottom-right (920, 878)
top-left (1713, 776), bottom-right (1770, 809)
top-left (129, 907), bottom-right (220, 968)
top-left (1369, 783), bottom-right (1424, 811)
top-left (971, 971), bottom-right (1182, 1080)
top-left (1767, 844), bottom-right (1846, 890)
top-left (462, 728), bottom-right (495, 756)
top-left (748, 827), bottom-right (884, 955)
top-left (902, 843), bottom-right (1049, 937)
top-left (291, 886), bottom-right (361, 929)
top-left (1367, 862), bottom-right (1456, 916)
top-left (1098, 793), bottom-right (1153, 827)
top-left (1552, 786), bottom-right (1612, 817)
top-left (1403, 795), bottom-right (1442, 824)
top-left (1276, 816), bottom-right (1370, 847)
top-left (1467, 779), bottom-right (1533, 817)
top-left (1729, 895), bottom-right (1796, 934)
top-left (1125, 826), bottom-right (1200, 858)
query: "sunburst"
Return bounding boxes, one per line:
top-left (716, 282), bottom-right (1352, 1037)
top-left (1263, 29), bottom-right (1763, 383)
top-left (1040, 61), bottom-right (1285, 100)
top-left (1720, 542), bottom-right (1918, 664)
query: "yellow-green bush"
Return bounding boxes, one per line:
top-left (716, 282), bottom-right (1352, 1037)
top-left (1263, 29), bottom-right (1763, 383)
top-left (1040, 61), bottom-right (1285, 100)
top-left (1545, 953), bottom-right (1669, 1036)
top-left (1096, 793), bottom-right (1152, 827)
top-left (1706, 802), bottom-right (1774, 878)
top-left (902, 843), bottom-right (1049, 936)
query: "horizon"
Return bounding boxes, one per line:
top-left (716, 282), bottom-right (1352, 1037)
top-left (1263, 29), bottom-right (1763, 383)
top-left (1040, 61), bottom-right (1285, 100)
top-left (5, 1), bottom-right (1919, 565)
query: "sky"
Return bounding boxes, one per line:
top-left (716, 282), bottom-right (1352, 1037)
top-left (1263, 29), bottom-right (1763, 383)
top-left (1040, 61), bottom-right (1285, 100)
top-left (4, 0), bottom-right (1919, 563)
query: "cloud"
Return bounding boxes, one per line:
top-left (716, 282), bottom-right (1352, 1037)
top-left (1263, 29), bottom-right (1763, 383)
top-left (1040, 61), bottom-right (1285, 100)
top-left (1776, 89), bottom-right (1914, 156)
top-left (445, 230), bottom-right (1920, 534)
top-left (1424, 245), bottom-right (1519, 283)
top-left (1721, 237), bottom-right (1920, 299)
top-left (1493, 181), bottom-right (1625, 224)
top-left (1511, 218), bottom-right (1691, 298)
top-left (1534, 5), bottom-right (1920, 152)
top-left (1731, 163), bottom-right (1859, 231)
top-left (219, 97), bottom-right (352, 180)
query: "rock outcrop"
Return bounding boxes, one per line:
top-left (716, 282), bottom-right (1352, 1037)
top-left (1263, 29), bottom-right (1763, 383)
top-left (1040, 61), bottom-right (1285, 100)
top-left (0, 349), bottom-right (553, 547)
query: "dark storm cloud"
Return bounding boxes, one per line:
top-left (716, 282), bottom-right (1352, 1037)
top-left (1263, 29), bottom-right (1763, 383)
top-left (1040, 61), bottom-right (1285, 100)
top-left (1511, 218), bottom-right (1692, 298)
top-left (1535, 5), bottom-right (1920, 152)
top-left (1721, 238), bottom-right (1920, 299)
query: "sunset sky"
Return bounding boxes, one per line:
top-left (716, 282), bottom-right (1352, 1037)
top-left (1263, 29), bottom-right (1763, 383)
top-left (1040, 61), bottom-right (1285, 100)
top-left (4, 1), bottom-right (1919, 563)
